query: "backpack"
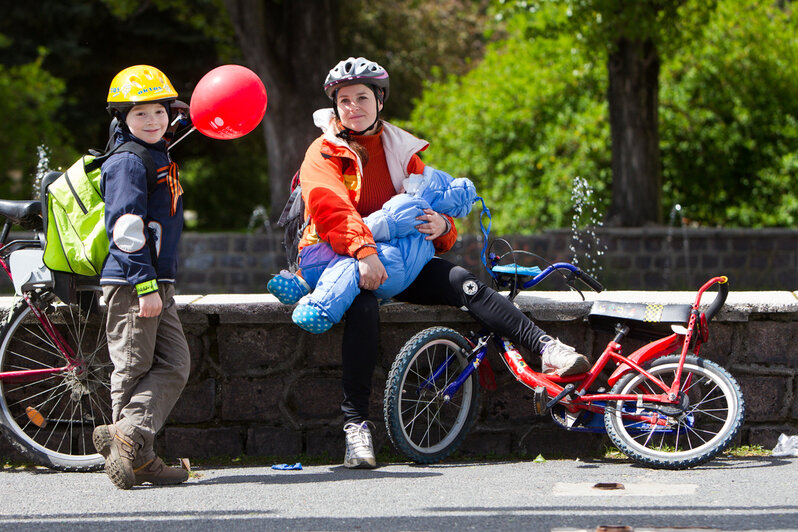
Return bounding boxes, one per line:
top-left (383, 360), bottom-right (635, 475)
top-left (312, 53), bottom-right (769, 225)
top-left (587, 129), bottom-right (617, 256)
top-left (276, 170), bottom-right (308, 272)
top-left (42, 141), bottom-right (157, 277)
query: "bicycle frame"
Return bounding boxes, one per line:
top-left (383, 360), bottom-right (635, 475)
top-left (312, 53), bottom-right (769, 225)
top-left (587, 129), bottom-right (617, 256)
top-left (0, 234), bottom-right (81, 383)
top-left (435, 275), bottom-right (729, 428)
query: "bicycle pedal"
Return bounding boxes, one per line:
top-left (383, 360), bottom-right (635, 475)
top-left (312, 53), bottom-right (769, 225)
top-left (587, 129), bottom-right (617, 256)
top-left (546, 383), bottom-right (575, 409)
top-left (533, 386), bottom-right (548, 415)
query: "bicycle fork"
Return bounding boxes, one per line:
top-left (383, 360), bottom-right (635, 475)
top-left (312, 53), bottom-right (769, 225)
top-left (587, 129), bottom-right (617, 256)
top-left (419, 336), bottom-right (489, 402)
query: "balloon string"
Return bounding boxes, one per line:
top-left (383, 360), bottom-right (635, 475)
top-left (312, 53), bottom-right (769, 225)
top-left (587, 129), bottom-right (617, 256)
top-left (168, 126), bottom-right (196, 151)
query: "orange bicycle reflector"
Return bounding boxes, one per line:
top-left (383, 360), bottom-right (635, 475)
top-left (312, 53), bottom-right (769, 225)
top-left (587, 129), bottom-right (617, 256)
top-left (25, 406), bottom-right (47, 428)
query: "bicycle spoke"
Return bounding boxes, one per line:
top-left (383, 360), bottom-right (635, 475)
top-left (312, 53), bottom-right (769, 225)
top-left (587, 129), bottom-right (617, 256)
top-left (0, 296), bottom-right (111, 470)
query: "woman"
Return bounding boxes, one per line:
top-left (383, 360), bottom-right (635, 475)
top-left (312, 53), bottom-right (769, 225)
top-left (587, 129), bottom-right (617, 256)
top-left (297, 57), bottom-right (589, 468)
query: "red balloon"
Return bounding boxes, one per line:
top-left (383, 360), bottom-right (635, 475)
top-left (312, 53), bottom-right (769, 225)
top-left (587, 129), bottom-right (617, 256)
top-left (190, 65), bottom-right (267, 140)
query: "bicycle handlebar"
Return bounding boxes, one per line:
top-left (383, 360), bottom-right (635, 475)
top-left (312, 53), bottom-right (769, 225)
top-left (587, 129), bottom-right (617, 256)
top-left (510, 262), bottom-right (604, 293)
top-left (574, 270), bottom-right (604, 292)
top-left (704, 277), bottom-right (729, 322)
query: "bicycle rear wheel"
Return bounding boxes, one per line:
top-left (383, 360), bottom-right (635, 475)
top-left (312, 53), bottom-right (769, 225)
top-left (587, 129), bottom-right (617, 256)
top-left (605, 354), bottom-right (744, 469)
top-left (383, 327), bottom-right (479, 464)
top-left (0, 289), bottom-right (112, 471)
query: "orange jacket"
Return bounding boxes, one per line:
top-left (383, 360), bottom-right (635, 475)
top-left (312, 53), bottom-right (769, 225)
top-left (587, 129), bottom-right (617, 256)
top-left (298, 110), bottom-right (458, 259)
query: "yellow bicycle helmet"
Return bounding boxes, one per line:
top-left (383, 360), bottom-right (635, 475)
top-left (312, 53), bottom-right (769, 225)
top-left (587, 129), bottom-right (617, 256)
top-left (107, 65), bottom-right (178, 116)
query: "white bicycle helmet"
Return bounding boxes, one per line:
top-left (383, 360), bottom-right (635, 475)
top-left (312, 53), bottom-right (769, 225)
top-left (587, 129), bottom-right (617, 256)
top-left (323, 57), bottom-right (389, 103)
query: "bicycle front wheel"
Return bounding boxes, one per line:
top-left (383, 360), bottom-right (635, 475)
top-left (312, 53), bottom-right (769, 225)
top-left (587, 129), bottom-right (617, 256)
top-left (605, 354), bottom-right (744, 469)
top-left (0, 289), bottom-right (112, 471)
top-left (383, 327), bottom-right (480, 464)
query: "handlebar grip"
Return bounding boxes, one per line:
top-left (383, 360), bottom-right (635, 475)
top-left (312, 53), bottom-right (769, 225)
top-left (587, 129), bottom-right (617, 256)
top-left (576, 270), bottom-right (604, 292)
top-left (704, 279), bottom-right (729, 322)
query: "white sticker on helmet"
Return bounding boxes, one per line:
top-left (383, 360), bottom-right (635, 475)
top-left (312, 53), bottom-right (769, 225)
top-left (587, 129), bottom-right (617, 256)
top-left (113, 213), bottom-right (146, 253)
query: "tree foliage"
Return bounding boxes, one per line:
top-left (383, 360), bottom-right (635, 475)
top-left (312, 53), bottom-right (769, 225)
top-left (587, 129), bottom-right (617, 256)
top-left (0, 43), bottom-right (71, 199)
top-left (660, 0), bottom-right (798, 226)
top-left (405, 5), bottom-right (611, 234)
top-left (339, 0), bottom-right (492, 121)
top-left (407, 0), bottom-right (798, 233)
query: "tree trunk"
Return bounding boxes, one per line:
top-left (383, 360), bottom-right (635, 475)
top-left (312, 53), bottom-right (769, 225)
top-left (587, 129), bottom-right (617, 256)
top-left (223, 0), bottom-right (337, 222)
top-left (606, 36), bottom-right (662, 226)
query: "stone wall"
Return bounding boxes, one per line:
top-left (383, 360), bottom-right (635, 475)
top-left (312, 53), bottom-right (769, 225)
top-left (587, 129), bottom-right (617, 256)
top-left (3, 228), bottom-right (797, 296)
top-left (4, 291), bottom-right (795, 464)
top-left (172, 227), bottom-right (798, 294)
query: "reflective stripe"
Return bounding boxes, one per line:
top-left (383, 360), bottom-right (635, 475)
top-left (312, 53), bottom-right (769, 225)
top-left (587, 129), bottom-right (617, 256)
top-left (113, 213), bottom-right (146, 253)
top-left (135, 279), bottom-right (158, 296)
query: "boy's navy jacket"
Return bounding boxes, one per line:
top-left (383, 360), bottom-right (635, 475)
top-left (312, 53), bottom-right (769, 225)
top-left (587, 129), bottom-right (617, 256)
top-left (100, 125), bottom-right (182, 289)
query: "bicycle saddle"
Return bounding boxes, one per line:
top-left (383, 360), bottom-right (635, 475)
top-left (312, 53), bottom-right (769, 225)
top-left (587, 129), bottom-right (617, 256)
top-left (588, 300), bottom-right (692, 340)
top-left (0, 200), bottom-right (41, 224)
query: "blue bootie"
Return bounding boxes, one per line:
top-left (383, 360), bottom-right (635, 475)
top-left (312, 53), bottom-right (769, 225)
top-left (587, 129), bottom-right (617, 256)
top-left (267, 270), bottom-right (310, 305)
top-left (292, 303), bottom-right (334, 334)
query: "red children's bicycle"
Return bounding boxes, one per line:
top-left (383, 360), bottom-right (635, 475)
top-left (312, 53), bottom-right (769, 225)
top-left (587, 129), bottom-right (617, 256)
top-left (383, 246), bottom-right (745, 469)
top-left (0, 192), bottom-right (111, 471)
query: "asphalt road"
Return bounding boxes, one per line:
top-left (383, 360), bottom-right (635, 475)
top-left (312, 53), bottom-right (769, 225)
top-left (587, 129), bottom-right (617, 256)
top-left (1, 456), bottom-right (797, 531)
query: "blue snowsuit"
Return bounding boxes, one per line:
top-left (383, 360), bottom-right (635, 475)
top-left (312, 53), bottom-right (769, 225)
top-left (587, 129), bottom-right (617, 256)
top-left (296, 166), bottom-right (477, 324)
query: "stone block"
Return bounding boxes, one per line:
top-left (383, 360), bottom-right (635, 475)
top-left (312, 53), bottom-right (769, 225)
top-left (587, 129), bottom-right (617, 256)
top-left (305, 426), bottom-right (343, 460)
top-left (302, 330), bottom-right (345, 367)
top-left (635, 255), bottom-right (653, 269)
top-left (218, 325), bottom-right (298, 373)
top-left (644, 238), bottom-right (662, 253)
top-left (182, 254), bottom-right (215, 270)
top-left (483, 381), bottom-right (542, 425)
top-left (183, 329), bottom-right (207, 380)
top-left (699, 323), bottom-right (733, 366)
top-left (220, 254), bottom-right (244, 269)
top-left (161, 427), bottom-right (243, 458)
top-left (0, 437), bottom-right (26, 462)
top-left (460, 429), bottom-right (513, 457)
top-left (170, 379), bottom-right (216, 423)
top-left (286, 376), bottom-right (341, 421)
top-left (246, 426), bottom-right (302, 457)
top-left (740, 322), bottom-right (798, 367)
top-left (738, 376), bottom-right (787, 421)
top-left (746, 425), bottom-right (788, 449)
top-left (723, 254), bottom-right (747, 269)
top-left (221, 376), bottom-right (284, 422)
top-left (701, 254), bottom-right (720, 269)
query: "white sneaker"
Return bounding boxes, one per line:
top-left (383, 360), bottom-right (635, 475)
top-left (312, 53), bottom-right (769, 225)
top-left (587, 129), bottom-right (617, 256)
top-left (540, 336), bottom-right (590, 376)
top-left (343, 421), bottom-right (377, 469)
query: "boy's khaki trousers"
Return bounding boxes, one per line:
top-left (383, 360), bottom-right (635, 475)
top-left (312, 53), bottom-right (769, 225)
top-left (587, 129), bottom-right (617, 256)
top-left (103, 284), bottom-right (190, 462)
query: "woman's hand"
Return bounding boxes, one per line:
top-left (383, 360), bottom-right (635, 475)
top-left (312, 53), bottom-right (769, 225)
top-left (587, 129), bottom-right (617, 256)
top-left (358, 253), bottom-right (388, 291)
top-left (138, 291), bottom-right (163, 318)
top-left (416, 208), bottom-right (448, 240)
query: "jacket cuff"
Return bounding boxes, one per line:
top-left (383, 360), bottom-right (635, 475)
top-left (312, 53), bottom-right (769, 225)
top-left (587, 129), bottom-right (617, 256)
top-left (135, 279), bottom-right (159, 297)
top-left (354, 245), bottom-right (378, 260)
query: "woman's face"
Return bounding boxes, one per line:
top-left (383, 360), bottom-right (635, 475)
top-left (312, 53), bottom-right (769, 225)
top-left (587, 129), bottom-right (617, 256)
top-left (336, 84), bottom-right (382, 134)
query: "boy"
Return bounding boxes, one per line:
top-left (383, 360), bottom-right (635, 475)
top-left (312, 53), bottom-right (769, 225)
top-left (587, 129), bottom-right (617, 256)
top-left (92, 65), bottom-right (190, 489)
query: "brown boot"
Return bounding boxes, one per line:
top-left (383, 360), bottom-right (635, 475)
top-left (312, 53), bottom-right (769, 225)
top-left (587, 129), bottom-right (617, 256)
top-left (92, 424), bottom-right (139, 490)
top-left (133, 456), bottom-right (189, 485)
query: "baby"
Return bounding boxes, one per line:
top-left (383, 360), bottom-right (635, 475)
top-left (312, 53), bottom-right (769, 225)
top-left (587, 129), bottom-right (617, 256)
top-left (268, 166), bottom-right (476, 333)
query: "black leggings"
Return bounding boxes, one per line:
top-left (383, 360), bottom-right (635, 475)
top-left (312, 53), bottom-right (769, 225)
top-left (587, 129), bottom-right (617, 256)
top-left (340, 257), bottom-right (548, 423)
